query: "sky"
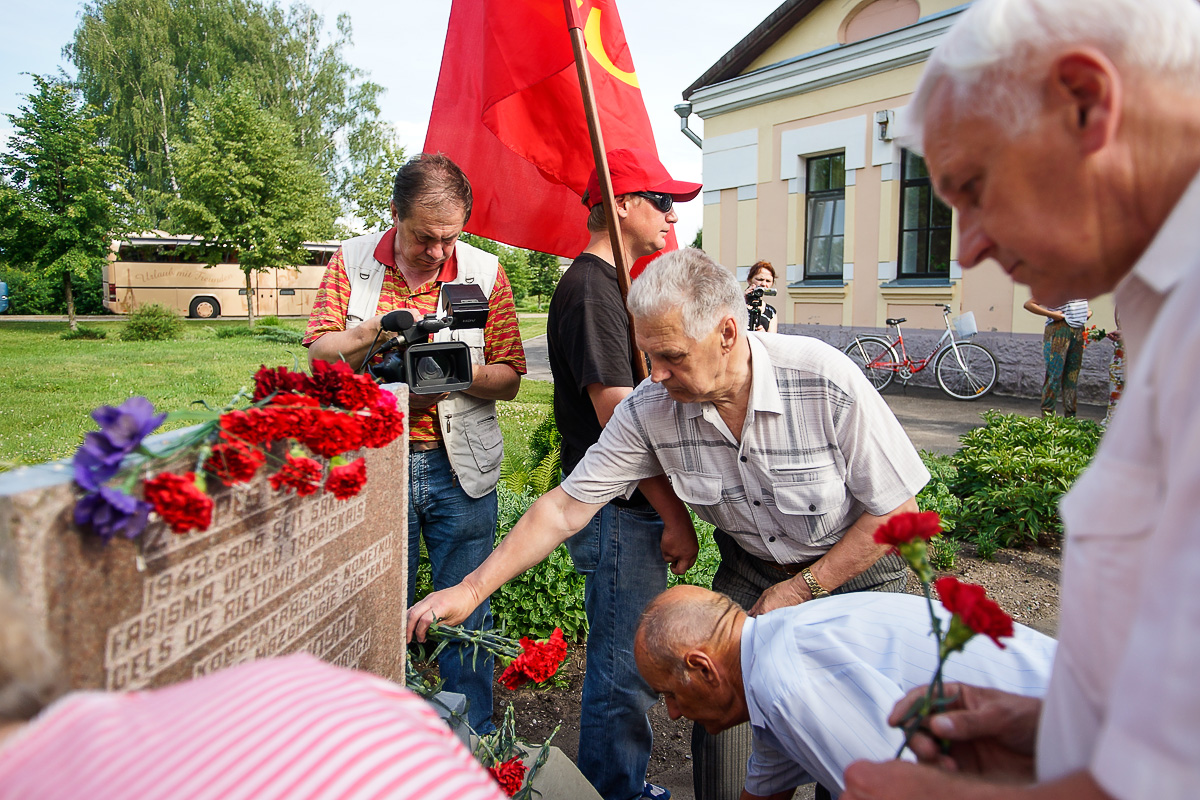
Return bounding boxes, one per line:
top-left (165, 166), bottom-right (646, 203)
top-left (0, 0), bottom-right (785, 244)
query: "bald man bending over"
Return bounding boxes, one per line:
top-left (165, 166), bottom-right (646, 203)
top-left (634, 587), bottom-right (1056, 799)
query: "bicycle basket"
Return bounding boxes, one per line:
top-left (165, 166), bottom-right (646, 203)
top-left (953, 311), bottom-right (978, 338)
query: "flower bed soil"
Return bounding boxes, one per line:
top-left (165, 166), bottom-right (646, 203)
top-left (466, 542), bottom-right (1063, 800)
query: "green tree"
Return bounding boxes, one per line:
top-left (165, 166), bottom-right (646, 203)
top-left (0, 75), bottom-right (128, 330)
top-left (341, 126), bottom-right (405, 232)
top-left (168, 84), bottom-right (333, 326)
top-left (690, 228), bottom-right (703, 249)
top-left (461, 234), bottom-right (531, 304)
top-left (69, 0), bottom-right (391, 226)
top-left (528, 250), bottom-right (560, 310)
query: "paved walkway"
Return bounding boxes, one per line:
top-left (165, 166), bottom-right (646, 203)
top-left (521, 334), bottom-right (1104, 452)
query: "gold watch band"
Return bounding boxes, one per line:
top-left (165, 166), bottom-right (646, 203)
top-left (800, 567), bottom-right (830, 599)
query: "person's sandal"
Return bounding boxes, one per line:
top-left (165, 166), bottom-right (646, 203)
top-left (642, 784), bottom-right (671, 799)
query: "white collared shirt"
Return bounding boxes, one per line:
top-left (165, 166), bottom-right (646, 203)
top-left (1037, 171), bottom-right (1200, 799)
top-left (741, 594), bottom-right (1056, 797)
top-left (561, 333), bottom-right (929, 563)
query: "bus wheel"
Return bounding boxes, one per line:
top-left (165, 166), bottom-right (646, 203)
top-left (189, 297), bottom-right (220, 319)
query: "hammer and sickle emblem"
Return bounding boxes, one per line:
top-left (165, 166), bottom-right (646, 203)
top-left (576, 0), bottom-right (640, 88)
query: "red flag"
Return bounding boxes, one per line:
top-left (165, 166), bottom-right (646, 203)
top-left (425, 0), bottom-right (680, 264)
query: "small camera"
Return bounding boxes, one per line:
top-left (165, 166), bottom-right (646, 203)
top-left (746, 286), bottom-right (777, 331)
top-left (365, 284), bottom-right (490, 394)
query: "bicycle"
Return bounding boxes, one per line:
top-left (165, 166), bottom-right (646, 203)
top-left (842, 304), bottom-right (999, 400)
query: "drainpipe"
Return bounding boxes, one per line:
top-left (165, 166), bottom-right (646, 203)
top-left (674, 102), bottom-right (702, 148)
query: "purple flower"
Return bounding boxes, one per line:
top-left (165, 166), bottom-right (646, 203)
top-left (73, 397), bottom-right (166, 492)
top-left (74, 486), bottom-right (151, 543)
top-left (91, 397), bottom-right (167, 452)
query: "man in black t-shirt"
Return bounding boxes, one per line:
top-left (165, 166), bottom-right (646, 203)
top-left (546, 148), bottom-right (701, 800)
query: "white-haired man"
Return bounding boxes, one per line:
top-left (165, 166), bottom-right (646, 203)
top-left (410, 248), bottom-right (930, 799)
top-left (841, 1), bottom-right (1200, 799)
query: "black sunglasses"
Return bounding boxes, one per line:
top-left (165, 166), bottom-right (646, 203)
top-left (632, 191), bottom-right (674, 214)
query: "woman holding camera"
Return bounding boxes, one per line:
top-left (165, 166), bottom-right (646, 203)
top-left (746, 260), bottom-right (779, 332)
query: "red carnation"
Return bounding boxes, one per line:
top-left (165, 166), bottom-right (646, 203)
top-left (301, 410), bottom-right (365, 458)
top-left (144, 471), bottom-right (213, 534)
top-left (487, 756), bottom-right (527, 797)
top-left (309, 359), bottom-right (357, 407)
top-left (935, 576), bottom-right (1014, 650)
top-left (874, 511), bottom-right (942, 547)
top-left (219, 408), bottom-right (275, 447)
top-left (325, 457), bottom-right (367, 500)
top-left (337, 371), bottom-right (385, 411)
top-left (204, 441), bottom-right (266, 486)
top-left (261, 394), bottom-right (320, 441)
top-left (268, 454), bottom-right (323, 497)
top-left (253, 365), bottom-right (314, 402)
top-left (359, 404), bottom-right (405, 449)
top-left (498, 628), bottom-right (568, 689)
top-left (373, 388), bottom-right (399, 413)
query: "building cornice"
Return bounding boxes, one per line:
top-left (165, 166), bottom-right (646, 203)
top-left (689, 6), bottom-right (966, 119)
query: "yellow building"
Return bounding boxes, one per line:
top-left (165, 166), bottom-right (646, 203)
top-left (681, 0), bottom-right (1116, 400)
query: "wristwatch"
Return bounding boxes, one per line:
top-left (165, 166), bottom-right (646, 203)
top-left (799, 567), bottom-right (830, 599)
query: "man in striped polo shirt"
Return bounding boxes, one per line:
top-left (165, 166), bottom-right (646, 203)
top-left (1023, 297), bottom-right (1091, 417)
top-left (634, 586), bottom-right (1056, 800)
top-left (305, 154), bottom-right (526, 734)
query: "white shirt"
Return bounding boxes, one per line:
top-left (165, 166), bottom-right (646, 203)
top-left (741, 594), bottom-right (1056, 797)
top-left (562, 333), bottom-right (929, 563)
top-left (1038, 171), bottom-right (1200, 799)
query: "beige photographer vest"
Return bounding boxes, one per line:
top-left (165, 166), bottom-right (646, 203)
top-left (341, 233), bottom-right (504, 498)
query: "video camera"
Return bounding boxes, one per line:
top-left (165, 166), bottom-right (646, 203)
top-left (746, 286), bottom-right (777, 331)
top-left (364, 283), bottom-right (490, 394)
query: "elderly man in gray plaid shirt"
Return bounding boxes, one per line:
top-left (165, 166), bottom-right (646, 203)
top-left (409, 247), bottom-right (930, 800)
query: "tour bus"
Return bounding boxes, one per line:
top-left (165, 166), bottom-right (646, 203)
top-left (103, 231), bottom-right (340, 318)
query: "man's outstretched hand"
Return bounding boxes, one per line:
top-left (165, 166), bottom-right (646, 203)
top-left (406, 584), bottom-right (482, 642)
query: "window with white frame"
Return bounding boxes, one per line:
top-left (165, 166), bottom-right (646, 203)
top-left (804, 153), bottom-right (846, 280)
top-left (898, 150), bottom-right (952, 278)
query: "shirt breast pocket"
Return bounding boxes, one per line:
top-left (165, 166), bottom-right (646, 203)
top-left (667, 472), bottom-right (723, 505)
top-left (771, 461), bottom-right (848, 544)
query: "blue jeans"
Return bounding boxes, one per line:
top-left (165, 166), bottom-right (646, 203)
top-left (407, 447), bottom-right (498, 734)
top-left (565, 501), bottom-right (668, 800)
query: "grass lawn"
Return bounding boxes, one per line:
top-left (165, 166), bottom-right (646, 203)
top-left (0, 317), bottom-right (554, 470)
top-left (517, 315), bottom-right (547, 342)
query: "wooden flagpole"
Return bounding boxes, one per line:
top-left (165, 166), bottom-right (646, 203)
top-left (562, 0), bottom-right (648, 381)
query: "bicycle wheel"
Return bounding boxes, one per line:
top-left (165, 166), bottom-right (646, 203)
top-left (843, 337), bottom-right (897, 392)
top-left (935, 341), bottom-right (998, 400)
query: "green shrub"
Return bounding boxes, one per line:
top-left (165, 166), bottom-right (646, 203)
top-left (528, 411), bottom-right (562, 467)
top-left (257, 315), bottom-right (282, 327)
top-left (0, 262), bottom-right (106, 315)
top-left (121, 303), bottom-right (184, 341)
top-left (214, 324), bottom-right (303, 344)
top-left (668, 514), bottom-right (719, 590)
top-left (60, 325), bottom-right (107, 340)
top-left (927, 534), bottom-right (960, 570)
top-left (411, 486), bottom-right (586, 641)
top-left (916, 450), bottom-right (961, 534)
top-left (950, 411), bottom-right (1101, 554)
top-left (489, 485), bottom-right (587, 640)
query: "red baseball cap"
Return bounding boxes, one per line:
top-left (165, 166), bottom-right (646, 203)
top-left (583, 148), bottom-right (702, 208)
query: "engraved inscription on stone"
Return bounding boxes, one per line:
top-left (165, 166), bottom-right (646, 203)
top-left (105, 491), bottom-right (393, 691)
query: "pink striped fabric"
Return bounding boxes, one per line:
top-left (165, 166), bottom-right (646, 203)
top-left (0, 655), bottom-right (505, 800)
